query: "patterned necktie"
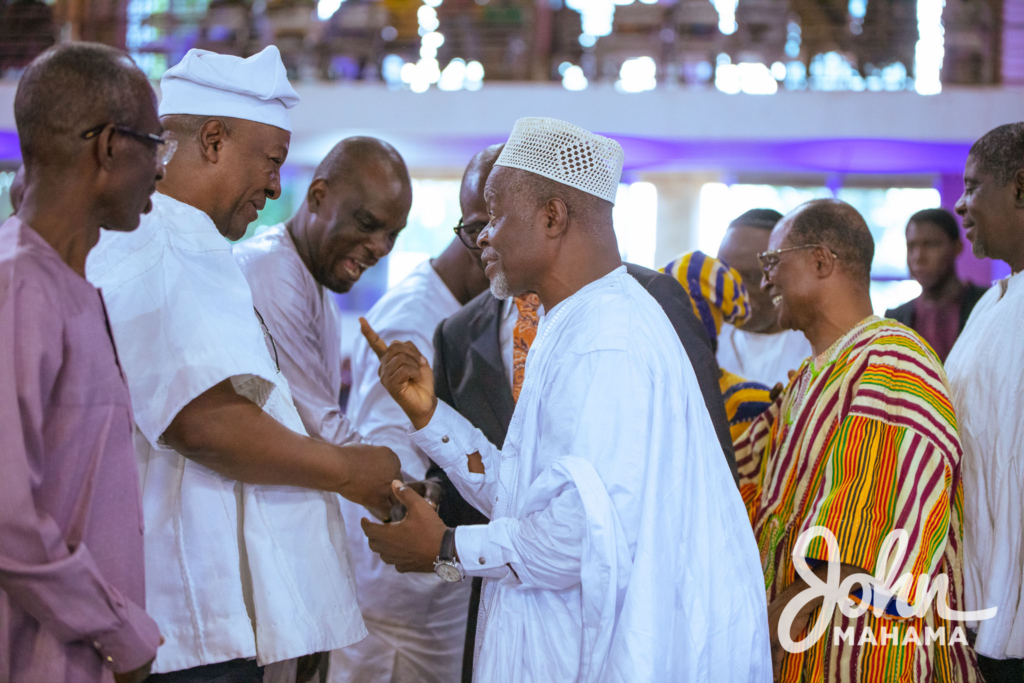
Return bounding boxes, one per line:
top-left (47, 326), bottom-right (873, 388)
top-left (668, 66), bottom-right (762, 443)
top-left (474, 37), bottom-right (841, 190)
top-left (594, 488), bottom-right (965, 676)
top-left (511, 293), bottom-right (541, 402)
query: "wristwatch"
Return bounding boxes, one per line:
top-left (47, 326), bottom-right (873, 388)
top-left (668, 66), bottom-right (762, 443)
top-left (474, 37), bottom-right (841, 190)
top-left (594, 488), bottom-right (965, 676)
top-left (434, 528), bottom-right (465, 583)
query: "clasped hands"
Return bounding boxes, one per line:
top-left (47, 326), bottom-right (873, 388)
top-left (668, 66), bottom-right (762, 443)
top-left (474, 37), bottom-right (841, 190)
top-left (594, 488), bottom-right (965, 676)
top-left (358, 318), bottom-right (450, 573)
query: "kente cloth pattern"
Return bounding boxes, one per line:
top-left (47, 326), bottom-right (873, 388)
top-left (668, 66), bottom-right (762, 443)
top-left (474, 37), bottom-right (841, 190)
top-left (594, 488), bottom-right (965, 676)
top-left (735, 316), bottom-right (980, 683)
top-left (511, 293), bottom-right (540, 403)
top-left (720, 369), bottom-right (774, 443)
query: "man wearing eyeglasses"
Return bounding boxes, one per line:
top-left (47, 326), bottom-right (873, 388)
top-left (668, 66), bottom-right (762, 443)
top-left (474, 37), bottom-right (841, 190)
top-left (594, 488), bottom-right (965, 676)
top-left (1, 43), bottom-right (163, 683)
top-left (325, 145), bottom-right (497, 683)
top-left (735, 199), bottom-right (981, 682)
top-left (86, 47), bottom-right (401, 683)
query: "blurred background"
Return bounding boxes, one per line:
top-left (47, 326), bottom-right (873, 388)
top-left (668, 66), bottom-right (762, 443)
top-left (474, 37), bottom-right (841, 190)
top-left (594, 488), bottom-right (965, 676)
top-left (0, 0), bottom-right (1018, 352)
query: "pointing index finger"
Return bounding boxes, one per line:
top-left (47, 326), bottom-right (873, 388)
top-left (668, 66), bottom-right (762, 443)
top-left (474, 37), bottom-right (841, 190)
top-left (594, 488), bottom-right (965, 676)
top-left (360, 317), bottom-right (388, 359)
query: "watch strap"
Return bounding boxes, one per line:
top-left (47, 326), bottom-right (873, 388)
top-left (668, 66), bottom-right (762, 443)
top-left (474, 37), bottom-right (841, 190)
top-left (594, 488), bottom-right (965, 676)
top-left (439, 527), bottom-right (457, 562)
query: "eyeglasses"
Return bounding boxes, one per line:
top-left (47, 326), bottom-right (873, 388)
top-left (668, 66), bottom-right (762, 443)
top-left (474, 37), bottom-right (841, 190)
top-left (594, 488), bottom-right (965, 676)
top-left (757, 244), bottom-right (837, 276)
top-left (253, 307), bottom-right (280, 373)
top-left (80, 123), bottom-right (178, 166)
top-left (453, 218), bottom-right (488, 251)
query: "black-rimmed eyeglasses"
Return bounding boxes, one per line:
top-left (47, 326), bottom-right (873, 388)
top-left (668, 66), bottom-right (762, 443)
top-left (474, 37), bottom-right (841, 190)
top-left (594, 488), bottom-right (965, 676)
top-left (453, 218), bottom-right (488, 251)
top-left (80, 123), bottom-right (178, 166)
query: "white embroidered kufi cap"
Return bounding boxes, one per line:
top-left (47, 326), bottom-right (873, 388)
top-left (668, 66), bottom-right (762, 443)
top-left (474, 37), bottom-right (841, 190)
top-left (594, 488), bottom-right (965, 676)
top-left (158, 46), bottom-right (300, 132)
top-left (494, 117), bottom-right (624, 204)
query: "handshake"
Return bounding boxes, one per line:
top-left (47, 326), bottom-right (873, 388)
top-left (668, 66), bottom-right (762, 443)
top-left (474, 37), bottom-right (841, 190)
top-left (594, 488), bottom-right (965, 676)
top-left (345, 318), bottom-right (454, 573)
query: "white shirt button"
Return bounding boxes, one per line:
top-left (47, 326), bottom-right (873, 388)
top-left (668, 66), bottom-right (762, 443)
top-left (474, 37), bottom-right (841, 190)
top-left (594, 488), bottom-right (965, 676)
top-left (441, 435), bottom-right (450, 444)
top-left (479, 557), bottom-right (486, 565)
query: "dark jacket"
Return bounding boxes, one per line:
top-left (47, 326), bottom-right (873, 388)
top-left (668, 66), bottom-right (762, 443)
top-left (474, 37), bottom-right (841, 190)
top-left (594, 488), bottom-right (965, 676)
top-left (885, 282), bottom-right (989, 335)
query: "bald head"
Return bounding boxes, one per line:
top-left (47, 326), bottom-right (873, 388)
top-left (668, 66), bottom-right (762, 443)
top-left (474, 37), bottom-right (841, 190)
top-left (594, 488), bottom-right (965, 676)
top-left (460, 144), bottom-right (503, 215)
top-left (783, 199), bottom-right (875, 286)
top-left (313, 136), bottom-right (409, 190)
top-left (15, 42), bottom-right (154, 167)
top-left (290, 136), bottom-right (412, 293)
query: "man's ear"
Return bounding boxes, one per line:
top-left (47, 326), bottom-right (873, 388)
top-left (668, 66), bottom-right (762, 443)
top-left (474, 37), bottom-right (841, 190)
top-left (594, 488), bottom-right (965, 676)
top-left (306, 178), bottom-right (329, 214)
top-left (815, 246), bottom-right (837, 279)
top-left (544, 197), bottom-right (569, 237)
top-left (197, 118), bottom-right (228, 164)
top-left (1014, 168), bottom-right (1024, 209)
top-left (93, 125), bottom-right (118, 172)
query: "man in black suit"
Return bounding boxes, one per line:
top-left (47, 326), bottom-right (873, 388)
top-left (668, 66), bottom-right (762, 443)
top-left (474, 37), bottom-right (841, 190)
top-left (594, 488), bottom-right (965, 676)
top-left (428, 256), bottom-right (737, 681)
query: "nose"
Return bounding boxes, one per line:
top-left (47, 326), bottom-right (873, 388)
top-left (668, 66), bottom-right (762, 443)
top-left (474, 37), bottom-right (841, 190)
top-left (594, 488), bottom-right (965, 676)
top-left (368, 231), bottom-right (393, 261)
top-left (954, 192), bottom-right (967, 217)
top-left (266, 171), bottom-right (282, 201)
top-left (476, 222), bottom-right (493, 249)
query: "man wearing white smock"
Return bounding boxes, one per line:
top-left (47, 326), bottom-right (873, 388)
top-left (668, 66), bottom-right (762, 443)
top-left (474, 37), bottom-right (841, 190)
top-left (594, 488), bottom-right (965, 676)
top-left (360, 118), bottom-right (772, 682)
top-left (946, 122), bottom-right (1024, 683)
top-left (86, 48), bottom-right (400, 682)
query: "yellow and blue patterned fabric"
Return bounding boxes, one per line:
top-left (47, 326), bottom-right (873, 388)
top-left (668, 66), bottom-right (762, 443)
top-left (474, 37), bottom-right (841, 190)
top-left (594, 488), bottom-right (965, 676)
top-left (660, 251), bottom-right (773, 441)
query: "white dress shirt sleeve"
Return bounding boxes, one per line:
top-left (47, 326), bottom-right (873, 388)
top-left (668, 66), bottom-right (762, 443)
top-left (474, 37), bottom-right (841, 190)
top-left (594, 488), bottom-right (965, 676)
top-left (411, 400), bottom-right (504, 516)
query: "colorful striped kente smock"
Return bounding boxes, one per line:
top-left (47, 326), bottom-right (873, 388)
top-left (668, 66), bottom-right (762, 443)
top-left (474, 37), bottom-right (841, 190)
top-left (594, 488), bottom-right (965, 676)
top-left (736, 316), bottom-right (980, 683)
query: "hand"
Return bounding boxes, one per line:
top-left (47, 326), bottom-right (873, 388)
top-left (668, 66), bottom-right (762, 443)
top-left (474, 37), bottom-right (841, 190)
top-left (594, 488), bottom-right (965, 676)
top-left (362, 480), bottom-right (449, 573)
top-left (769, 382), bottom-right (784, 402)
top-left (113, 656), bottom-right (155, 683)
top-left (112, 635), bottom-right (162, 683)
top-left (767, 593), bottom-right (810, 681)
top-left (360, 318), bottom-right (437, 430)
top-left (337, 444), bottom-right (402, 520)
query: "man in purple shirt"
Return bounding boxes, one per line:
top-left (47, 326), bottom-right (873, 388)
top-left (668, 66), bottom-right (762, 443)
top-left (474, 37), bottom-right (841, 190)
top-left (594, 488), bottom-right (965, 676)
top-left (0, 43), bottom-right (166, 682)
top-left (886, 208), bottom-right (988, 361)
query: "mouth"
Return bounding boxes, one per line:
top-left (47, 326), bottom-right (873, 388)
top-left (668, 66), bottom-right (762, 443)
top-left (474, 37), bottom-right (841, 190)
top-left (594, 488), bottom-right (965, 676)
top-left (481, 248), bottom-right (499, 277)
top-left (772, 294), bottom-right (783, 307)
top-left (340, 257), bottom-right (371, 281)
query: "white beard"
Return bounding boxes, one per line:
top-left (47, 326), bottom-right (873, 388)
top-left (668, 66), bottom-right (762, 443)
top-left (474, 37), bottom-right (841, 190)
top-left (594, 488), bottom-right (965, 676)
top-left (489, 266), bottom-right (513, 299)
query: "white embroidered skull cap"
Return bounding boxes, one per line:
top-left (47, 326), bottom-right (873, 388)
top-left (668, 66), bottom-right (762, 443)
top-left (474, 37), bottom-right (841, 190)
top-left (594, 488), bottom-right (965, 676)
top-left (494, 117), bottom-right (624, 204)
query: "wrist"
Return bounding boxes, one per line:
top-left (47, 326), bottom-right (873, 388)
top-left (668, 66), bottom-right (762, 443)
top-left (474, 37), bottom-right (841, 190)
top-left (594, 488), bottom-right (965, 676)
top-left (411, 396), bottom-right (438, 431)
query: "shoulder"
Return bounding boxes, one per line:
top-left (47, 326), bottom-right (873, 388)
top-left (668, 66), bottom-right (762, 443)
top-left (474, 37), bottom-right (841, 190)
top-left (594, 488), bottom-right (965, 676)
top-left (846, 319), bottom-right (960, 452)
top-left (87, 194), bottom-right (227, 288)
top-left (559, 271), bottom-right (665, 356)
top-left (847, 318), bottom-right (944, 374)
top-left (884, 298), bottom-right (916, 323)
top-left (0, 219), bottom-right (65, 312)
top-left (234, 226), bottom-right (307, 289)
top-left (364, 265), bottom-right (450, 343)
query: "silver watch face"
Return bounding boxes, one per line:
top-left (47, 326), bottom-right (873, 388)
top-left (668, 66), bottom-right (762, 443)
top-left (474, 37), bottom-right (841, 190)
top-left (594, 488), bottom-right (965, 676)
top-left (434, 560), bottom-right (463, 583)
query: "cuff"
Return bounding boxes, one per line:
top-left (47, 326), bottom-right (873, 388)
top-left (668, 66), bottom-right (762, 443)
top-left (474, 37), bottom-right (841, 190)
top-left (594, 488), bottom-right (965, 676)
top-left (410, 401), bottom-right (479, 472)
top-left (92, 593), bottom-right (161, 674)
top-left (455, 524), bottom-right (512, 580)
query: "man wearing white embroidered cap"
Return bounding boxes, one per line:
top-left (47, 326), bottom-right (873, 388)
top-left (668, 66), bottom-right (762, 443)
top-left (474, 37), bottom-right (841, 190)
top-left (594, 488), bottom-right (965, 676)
top-left (86, 46), bottom-right (400, 683)
top-left (361, 117), bottom-right (772, 682)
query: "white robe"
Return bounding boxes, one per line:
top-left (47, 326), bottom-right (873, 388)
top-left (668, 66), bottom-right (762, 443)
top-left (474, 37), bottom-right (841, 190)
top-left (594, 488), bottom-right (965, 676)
top-left (412, 266), bottom-right (771, 682)
top-left (331, 260), bottom-right (473, 683)
top-left (85, 194), bottom-right (366, 674)
top-left (717, 324), bottom-right (812, 387)
top-left (946, 271), bottom-right (1024, 660)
